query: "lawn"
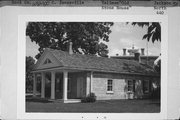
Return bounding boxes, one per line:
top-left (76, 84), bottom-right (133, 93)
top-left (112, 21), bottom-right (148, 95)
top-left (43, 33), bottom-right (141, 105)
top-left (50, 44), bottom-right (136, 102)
top-left (26, 98), bottom-right (160, 113)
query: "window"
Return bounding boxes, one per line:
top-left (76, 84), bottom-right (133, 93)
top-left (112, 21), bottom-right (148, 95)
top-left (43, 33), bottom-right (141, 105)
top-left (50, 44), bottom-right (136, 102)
top-left (127, 80), bottom-right (136, 92)
top-left (127, 80), bottom-right (134, 92)
top-left (43, 58), bottom-right (52, 64)
top-left (107, 79), bottom-right (113, 92)
top-left (143, 80), bottom-right (149, 93)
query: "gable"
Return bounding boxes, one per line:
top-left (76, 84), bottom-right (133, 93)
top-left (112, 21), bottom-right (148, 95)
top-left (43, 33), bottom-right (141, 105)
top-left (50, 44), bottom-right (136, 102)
top-left (34, 50), bottom-right (63, 70)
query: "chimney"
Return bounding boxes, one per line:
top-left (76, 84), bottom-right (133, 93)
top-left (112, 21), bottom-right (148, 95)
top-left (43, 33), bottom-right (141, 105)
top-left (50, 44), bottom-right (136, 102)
top-left (134, 52), bottom-right (141, 63)
top-left (68, 42), bottom-right (73, 54)
top-left (141, 48), bottom-right (145, 55)
top-left (123, 48), bottom-right (126, 56)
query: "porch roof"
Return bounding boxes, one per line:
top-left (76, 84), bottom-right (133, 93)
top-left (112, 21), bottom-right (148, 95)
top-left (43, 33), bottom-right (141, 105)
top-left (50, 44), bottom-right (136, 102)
top-left (33, 49), bottom-right (159, 76)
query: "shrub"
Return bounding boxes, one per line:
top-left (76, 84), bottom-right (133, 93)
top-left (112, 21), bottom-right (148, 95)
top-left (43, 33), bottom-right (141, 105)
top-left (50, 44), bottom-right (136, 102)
top-left (81, 93), bottom-right (96, 103)
top-left (151, 87), bottom-right (160, 99)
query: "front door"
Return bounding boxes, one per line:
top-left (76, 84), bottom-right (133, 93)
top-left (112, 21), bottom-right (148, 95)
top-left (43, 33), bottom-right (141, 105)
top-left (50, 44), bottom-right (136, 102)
top-left (77, 77), bottom-right (84, 98)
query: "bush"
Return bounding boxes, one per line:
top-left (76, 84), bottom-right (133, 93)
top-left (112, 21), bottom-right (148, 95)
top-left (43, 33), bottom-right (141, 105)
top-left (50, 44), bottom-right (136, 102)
top-left (81, 93), bottom-right (96, 103)
top-left (151, 87), bottom-right (160, 99)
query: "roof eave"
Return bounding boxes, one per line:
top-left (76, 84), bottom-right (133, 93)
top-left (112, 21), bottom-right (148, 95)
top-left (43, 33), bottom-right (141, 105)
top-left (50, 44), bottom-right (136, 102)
top-left (31, 66), bottom-right (160, 77)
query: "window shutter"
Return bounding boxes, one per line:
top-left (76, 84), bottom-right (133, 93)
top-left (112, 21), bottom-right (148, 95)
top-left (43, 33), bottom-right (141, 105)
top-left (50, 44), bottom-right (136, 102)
top-left (133, 80), bottom-right (135, 92)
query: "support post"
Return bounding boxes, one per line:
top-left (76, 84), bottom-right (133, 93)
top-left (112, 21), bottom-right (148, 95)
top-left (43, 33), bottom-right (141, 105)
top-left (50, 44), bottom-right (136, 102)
top-left (51, 71), bottom-right (55, 99)
top-left (86, 72), bottom-right (91, 96)
top-left (41, 72), bottom-right (45, 98)
top-left (90, 71), bottom-right (93, 93)
top-left (63, 71), bottom-right (68, 101)
top-left (33, 73), bottom-right (36, 97)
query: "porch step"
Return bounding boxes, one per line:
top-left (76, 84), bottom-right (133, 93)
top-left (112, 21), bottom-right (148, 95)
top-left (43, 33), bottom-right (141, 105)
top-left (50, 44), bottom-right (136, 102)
top-left (64, 99), bottom-right (81, 103)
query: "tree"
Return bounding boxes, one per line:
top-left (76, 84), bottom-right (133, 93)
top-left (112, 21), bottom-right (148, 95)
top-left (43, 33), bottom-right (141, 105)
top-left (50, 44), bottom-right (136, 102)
top-left (130, 22), bottom-right (161, 73)
top-left (26, 56), bottom-right (35, 93)
top-left (131, 22), bottom-right (161, 43)
top-left (154, 56), bottom-right (161, 73)
top-left (26, 22), bottom-right (114, 59)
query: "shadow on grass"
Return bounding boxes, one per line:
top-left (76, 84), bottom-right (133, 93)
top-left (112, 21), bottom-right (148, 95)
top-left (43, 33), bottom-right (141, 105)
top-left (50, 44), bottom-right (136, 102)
top-left (26, 96), bottom-right (53, 103)
top-left (148, 99), bottom-right (160, 106)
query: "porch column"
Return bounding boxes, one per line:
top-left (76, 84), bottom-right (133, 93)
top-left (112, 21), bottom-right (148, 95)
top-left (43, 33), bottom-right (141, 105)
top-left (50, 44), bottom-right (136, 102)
top-left (51, 71), bottom-right (55, 99)
top-left (90, 72), bottom-right (93, 93)
top-left (33, 73), bottom-right (36, 97)
top-left (63, 71), bottom-right (68, 101)
top-left (41, 72), bottom-right (45, 98)
top-left (86, 72), bottom-right (91, 96)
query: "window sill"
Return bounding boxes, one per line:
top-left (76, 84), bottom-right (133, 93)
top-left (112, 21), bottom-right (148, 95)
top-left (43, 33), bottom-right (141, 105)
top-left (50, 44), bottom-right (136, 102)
top-left (106, 91), bottom-right (114, 94)
top-left (127, 91), bottom-right (134, 94)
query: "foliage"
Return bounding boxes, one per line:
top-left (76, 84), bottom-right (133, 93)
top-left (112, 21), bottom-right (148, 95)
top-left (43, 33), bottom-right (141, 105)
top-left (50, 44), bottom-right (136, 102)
top-left (81, 93), bottom-right (96, 103)
top-left (26, 56), bottom-right (35, 93)
top-left (26, 22), bottom-right (114, 59)
top-left (131, 22), bottom-right (161, 43)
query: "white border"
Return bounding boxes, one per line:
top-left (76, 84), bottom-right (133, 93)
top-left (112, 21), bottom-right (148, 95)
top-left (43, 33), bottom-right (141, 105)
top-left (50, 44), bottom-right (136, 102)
top-left (18, 15), bottom-right (168, 119)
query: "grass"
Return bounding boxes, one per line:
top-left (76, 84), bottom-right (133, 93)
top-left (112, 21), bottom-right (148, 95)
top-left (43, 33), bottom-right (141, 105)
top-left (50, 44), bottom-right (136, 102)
top-left (26, 97), bottom-right (160, 113)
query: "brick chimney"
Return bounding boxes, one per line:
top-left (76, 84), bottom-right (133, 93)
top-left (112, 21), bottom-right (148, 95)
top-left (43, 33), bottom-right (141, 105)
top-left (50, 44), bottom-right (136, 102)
top-left (123, 48), bottom-right (126, 56)
top-left (134, 52), bottom-right (141, 63)
top-left (141, 48), bottom-right (145, 55)
top-left (68, 42), bottom-right (73, 54)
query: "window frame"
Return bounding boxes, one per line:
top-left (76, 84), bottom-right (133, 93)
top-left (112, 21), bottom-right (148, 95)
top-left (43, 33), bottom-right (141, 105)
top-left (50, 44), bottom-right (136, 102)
top-left (107, 79), bottom-right (113, 93)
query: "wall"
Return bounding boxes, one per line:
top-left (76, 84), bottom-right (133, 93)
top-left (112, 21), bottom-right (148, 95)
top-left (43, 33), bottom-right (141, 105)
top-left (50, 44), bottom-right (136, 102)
top-left (92, 77), bottom-right (127, 100)
top-left (92, 72), bottom-right (158, 100)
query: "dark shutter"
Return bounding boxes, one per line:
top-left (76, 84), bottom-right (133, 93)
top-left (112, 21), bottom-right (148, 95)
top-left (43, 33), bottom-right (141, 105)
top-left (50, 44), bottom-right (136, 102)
top-left (149, 80), bottom-right (151, 92)
top-left (133, 80), bottom-right (135, 92)
top-left (142, 80), bottom-right (145, 93)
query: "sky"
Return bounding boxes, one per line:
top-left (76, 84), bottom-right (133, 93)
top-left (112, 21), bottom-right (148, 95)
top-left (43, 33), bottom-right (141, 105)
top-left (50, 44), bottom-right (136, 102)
top-left (26, 22), bottom-right (161, 59)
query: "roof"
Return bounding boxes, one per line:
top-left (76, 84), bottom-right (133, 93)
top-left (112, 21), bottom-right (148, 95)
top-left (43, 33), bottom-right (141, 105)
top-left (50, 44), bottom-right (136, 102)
top-left (111, 55), bottom-right (158, 67)
top-left (111, 55), bottom-right (158, 59)
top-left (34, 49), bottom-right (159, 76)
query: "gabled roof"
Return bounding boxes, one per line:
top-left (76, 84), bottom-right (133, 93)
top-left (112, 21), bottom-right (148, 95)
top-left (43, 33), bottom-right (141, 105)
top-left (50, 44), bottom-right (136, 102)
top-left (34, 49), bottom-right (159, 76)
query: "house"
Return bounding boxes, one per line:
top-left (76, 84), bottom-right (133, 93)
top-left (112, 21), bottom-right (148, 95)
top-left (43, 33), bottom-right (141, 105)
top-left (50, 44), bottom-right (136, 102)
top-left (31, 43), bottom-right (160, 103)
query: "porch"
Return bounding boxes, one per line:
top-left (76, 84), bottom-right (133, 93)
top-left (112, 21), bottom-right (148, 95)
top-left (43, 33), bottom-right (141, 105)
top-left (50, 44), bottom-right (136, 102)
top-left (32, 70), bottom-right (93, 103)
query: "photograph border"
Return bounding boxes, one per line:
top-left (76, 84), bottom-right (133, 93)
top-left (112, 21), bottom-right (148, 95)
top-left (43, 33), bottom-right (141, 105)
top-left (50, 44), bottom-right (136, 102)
top-left (17, 15), bottom-right (168, 119)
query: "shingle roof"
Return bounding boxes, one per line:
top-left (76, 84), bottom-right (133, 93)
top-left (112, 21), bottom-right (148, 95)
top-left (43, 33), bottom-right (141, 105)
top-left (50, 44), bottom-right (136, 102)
top-left (111, 56), bottom-right (158, 67)
top-left (45, 49), bottom-right (158, 76)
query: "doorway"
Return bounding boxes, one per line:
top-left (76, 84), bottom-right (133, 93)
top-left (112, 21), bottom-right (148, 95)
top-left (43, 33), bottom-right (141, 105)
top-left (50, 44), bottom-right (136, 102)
top-left (77, 77), bottom-right (85, 98)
